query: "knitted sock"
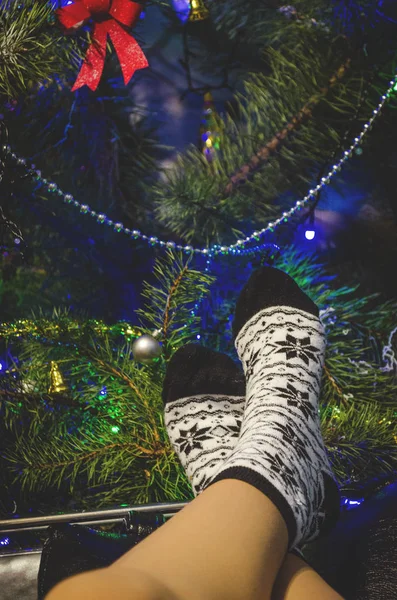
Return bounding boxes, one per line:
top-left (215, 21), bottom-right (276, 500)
top-left (207, 267), bottom-right (340, 550)
top-left (162, 344), bottom-right (245, 497)
top-left (162, 341), bottom-right (308, 560)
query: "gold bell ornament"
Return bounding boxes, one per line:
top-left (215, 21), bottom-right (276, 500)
top-left (188, 0), bottom-right (209, 22)
top-left (48, 361), bottom-right (68, 394)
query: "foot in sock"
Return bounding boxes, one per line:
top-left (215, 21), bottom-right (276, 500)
top-left (162, 342), bottom-right (307, 560)
top-left (206, 266), bottom-right (340, 550)
top-left (162, 344), bottom-right (245, 496)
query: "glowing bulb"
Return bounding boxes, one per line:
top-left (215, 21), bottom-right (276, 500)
top-left (305, 229), bottom-right (316, 240)
top-left (172, 0), bottom-right (190, 21)
top-left (347, 499), bottom-right (364, 507)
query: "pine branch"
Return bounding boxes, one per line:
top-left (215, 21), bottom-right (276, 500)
top-left (323, 402), bottom-right (397, 484)
top-left (137, 250), bottom-right (215, 352)
top-left (154, 32), bottom-right (366, 244)
top-left (85, 348), bottom-right (162, 445)
top-left (0, 0), bottom-right (82, 99)
top-left (1, 247), bottom-right (396, 511)
top-left (224, 59), bottom-right (351, 196)
top-left (323, 364), bottom-right (348, 407)
top-left (0, 254), bottom-right (216, 504)
top-left (11, 76), bottom-right (166, 228)
top-left (5, 430), bottom-right (170, 494)
top-left (163, 263), bottom-right (190, 342)
top-left (0, 388), bottom-right (74, 406)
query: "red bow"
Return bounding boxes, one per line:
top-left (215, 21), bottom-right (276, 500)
top-left (57, 0), bottom-right (148, 92)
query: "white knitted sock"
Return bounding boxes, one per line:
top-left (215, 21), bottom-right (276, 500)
top-left (207, 268), bottom-right (340, 550)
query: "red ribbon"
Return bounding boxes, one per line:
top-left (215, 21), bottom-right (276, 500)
top-left (57, 0), bottom-right (148, 92)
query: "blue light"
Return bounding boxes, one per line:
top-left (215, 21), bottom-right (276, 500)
top-left (196, 334), bottom-right (201, 340)
top-left (342, 497), bottom-right (364, 509)
top-left (0, 537), bottom-right (9, 546)
top-left (305, 229), bottom-right (316, 240)
top-left (0, 362), bottom-right (2, 371)
top-left (172, 0), bottom-right (190, 22)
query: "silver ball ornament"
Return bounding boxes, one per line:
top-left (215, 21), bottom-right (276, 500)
top-left (132, 334), bottom-right (162, 364)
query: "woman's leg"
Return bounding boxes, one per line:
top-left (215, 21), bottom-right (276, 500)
top-left (45, 482), bottom-right (344, 600)
top-left (272, 553), bottom-right (345, 600)
top-left (46, 478), bottom-right (288, 600)
top-left (46, 267), bottom-right (344, 600)
top-left (44, 564), bottom-right (177, 600)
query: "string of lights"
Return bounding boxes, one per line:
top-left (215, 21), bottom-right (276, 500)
top-left (2, 74), bottom-right (397, 258)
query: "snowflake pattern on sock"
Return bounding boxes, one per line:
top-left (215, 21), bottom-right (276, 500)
top-left (268, 382), bottom-right (315, 419)
top-left (174, 423), bottom-right (213, 456)
top-left (164, 394), bottom-right (245, 496)
top-left (273, 334), bottom-right (321, 365)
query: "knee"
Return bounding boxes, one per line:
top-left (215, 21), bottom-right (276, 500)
top-left (44, 566), bottom-right (168, 600)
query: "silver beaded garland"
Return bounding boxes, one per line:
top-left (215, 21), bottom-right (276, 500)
top-left (132, 334), bottom-right (162, 364)
top-left (4, 73), bottom-right (396, 257)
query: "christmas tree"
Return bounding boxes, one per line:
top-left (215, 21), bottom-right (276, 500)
top-left (0, 0), bottom-right (396, 521)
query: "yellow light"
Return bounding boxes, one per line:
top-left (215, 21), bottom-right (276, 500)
top-left (188, 0), bottom-right (209, 21)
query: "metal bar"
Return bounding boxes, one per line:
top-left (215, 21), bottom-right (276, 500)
top-left (1, 518), bottom-right (125, 534)
top-left (1, 515), bottom-right (182, 533)
top-left (0, 501), bottom-right (188, 532)
top-left (0, 550), bottom-right (42, 558)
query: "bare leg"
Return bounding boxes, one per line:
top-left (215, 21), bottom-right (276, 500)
top-left (45, 480), bottom-right (344, 600)
top-left (46, 478), bottom-right (288, 600)
top-left (272, 554), bottom-right (345, 600)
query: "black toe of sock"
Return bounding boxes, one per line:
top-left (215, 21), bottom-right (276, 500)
top-left (162, 344), bottom-right (245, 406)
top-left (232, 267), bottom-right (319, 340)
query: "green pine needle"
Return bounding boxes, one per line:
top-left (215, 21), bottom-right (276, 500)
top-left (0, 0), bottom-right (82, 99)
top-left (1, 249), bottom-right (396, 513)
